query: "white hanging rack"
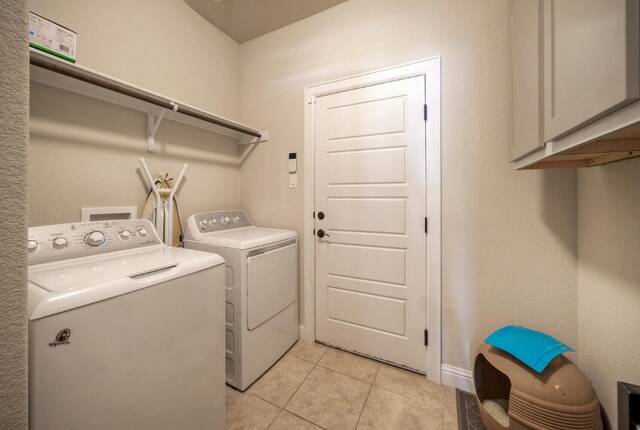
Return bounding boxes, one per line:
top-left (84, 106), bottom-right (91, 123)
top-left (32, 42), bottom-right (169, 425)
top-left (29, 48), bottom-right (268, 152)
top-left (139, 158), bottom-right (187, 247)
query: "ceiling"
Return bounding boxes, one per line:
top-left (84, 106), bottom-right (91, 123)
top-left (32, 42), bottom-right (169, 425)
top-left (184, 0), bottom-right (349, 44)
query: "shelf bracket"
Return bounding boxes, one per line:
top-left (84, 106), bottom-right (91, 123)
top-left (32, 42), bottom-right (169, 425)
top-left (239, 129), bottom-right (269, 145)
top-left (147, 102), bottom-right (178, 152)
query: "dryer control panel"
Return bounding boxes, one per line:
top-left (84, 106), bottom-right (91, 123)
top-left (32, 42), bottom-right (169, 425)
top-left (193, 210), bottom-right (252, 233)
top-left (28, 219), bottom-right (162, 266)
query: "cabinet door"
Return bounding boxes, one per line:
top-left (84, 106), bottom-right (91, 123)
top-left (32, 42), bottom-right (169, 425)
top-left (511, 0), bottom-right (544, 161)
top-left (545, 0), bottom-right (640, 141)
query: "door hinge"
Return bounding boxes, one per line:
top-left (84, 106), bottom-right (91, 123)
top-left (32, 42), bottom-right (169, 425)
top-left (424, 217), bottom-right (428, 234)
top-left (424, 104), bottom-right (428, 121)
top-left (312, 228), bottom-right (316, 236)
top-left (424, 329), bottom-right (429, 346)
top-left (313, 211), bottom-right (315, 219)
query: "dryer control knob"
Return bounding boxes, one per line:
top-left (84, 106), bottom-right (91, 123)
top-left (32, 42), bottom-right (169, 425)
top-left (137, 228), bottom-right (148, 238)
top-left (222, 216), bottom-right (230, 224)
top-left (28, 240), bottom-right (39, 252)
top-left (232, 216), bottom-right (240, 223)
top-left (199, 219), bottom-right (208, 228)
top-left (209, 219), bottom-right (217, 226)
top-left (52, 237), bottom-right (68, 249)
top-left (119, 230), bottom-right (131, 240)
top-left (85, 231), bottom-right (105, 247)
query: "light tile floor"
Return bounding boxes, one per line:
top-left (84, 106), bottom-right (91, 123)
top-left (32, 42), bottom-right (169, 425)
top-left (226, 341), bottom-right (459, 430)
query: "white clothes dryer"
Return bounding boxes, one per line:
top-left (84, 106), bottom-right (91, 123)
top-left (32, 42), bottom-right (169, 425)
top-left (185, 210), bottom-right (298, 390)
top-left (27, 219), bottom-right (225, 430)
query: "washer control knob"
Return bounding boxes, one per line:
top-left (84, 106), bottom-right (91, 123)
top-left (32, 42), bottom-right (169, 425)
top-left (232, 216), bottom-right (240, 223)
top-left (137, 228), bottom-right (148, 238)
top-left (52, 237), bottom-right (68, 249)
top-left (84, 231), bottom-right (105, 247)
top-left (209, 219), bottom-right (217, 226)
top-left (28, 240), bottom-right (39, 253)
top-left (119, 230), bottom-right (131, 240)
top-left (199, 219), bottom-right (208, 228)
top-left (222, 216), bottom-right (230, 225)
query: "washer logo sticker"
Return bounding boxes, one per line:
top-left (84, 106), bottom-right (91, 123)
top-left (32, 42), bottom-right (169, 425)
top-left (49, 329), bottom-right (71, 347)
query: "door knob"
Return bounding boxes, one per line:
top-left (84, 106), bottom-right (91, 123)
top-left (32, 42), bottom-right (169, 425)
top-left (317, 211), bottom-right (325, 220)
top-left (317, 229), bottom-right (330, 238)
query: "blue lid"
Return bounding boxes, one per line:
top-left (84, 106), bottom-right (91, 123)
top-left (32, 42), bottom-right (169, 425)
top-left (485, 326), bottom-right (573, 373)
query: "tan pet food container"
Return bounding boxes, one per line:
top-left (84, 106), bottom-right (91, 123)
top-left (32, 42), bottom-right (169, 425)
top-left (473, 343), bottom-right (603, 430)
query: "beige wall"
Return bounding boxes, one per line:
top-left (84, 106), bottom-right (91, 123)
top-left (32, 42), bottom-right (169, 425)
top-left (239, 0), bottom-right (578, 371)
top-left (577, 158), bottom-right (640, 425)
top-left (0, 0), bottom-right (29, 427)
top-left (28, 0), bottom-right (244, 226)
top-left (18, 0), bottom-right (640, 424)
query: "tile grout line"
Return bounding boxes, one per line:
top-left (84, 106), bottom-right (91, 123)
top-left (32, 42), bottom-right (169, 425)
top-left (279, 365), bottom-right (314, 411)
top-left (316, 346), bottom-right (385, 384)
top-left (282, 344), bottom-right (332, 429)
top-left (277, 409), bottom-right (329, 430)
top-left (267, 408), bottom-right (326, 430)
top-left (353, 364), bottom-right (380, 429)
top-left (372, 384), bottom-right (442, 417)
top-left (251, 360), bottom-right (317, 411)
top-left (249, 391), bottom-right (287, 410)
top-left (262, 399), bottom-right (281, 430)
top-left (290, 341), bottom-right (329, 365)
top-left (281, 346), bottom-right (327, 415)
top-left (266, 409), bottom-right (285, 430)
top-left (235, 343), bottom-right (329, 430)
top-left (442, 387), bottom-right (446, 428)
top-left (262, 342), bottom-right (327, 410)
top-left (373, 367), bottom-right (445, 413)
top-left (316, 361), bottom-right (378, 384)
top-left (250, 343), bottom-right (447, 430)
top-left (226, 389), bottom-right (280, 430)
top-left (282, 387), bottom-right (323, 427)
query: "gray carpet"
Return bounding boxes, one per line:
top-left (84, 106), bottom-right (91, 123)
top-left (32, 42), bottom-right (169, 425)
top-left (456, 390), bottom-right (485, 430)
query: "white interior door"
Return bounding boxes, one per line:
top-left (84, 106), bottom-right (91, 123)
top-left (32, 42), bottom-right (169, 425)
top-left (314, 76), bottom-right (427, 372)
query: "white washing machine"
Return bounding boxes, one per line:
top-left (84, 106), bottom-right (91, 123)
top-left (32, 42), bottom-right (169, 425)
top-left (185, 210), bottom-right (298, 390)
top-left (27, 219), bottom-right (226, 430)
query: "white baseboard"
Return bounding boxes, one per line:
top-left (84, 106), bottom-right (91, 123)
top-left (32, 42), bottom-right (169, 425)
top-left (441, 364), bottom-right (475, 394)
top-left (298, 324), bottom-right (307, 341)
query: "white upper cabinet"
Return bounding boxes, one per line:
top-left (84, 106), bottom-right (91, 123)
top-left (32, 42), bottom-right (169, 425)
top-left (510, 0), bottom-right (544, 161)
top-left (544, 0), bottom-right (640, 141)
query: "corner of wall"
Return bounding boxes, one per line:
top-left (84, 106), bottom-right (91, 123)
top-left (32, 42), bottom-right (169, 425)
top-left (576, 160), bottom-right (640, 424)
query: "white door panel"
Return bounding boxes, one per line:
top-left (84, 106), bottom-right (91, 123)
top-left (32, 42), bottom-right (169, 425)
top-left (328, 96), bottom-right (406, 139)
top-left (327, 288), bottom-right (406, 336)
top-left (327, 198), bottom-right (406, 234)
top-left (315, 76), bottom-right (427, 372)
top-left (326, 275), bottom-right (408, 299)
top-left (323, 186), bottom-right (409, 198)
top-left (329, 244), bottom-right (406, 285)
top-left (326, 231), bottom-right (408, 249)
top-left (325, 134), bottom-right (408, 153)
top-left (328, 147), bottom-right (407, 185)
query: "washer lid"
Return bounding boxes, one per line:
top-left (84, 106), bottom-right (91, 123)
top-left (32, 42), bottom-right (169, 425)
top-left (28, 245), bottom-right (224, 320)
top-left (195, 226), bottom-right (297, 249)
top-left (29, 245), bottom-right (218, 292)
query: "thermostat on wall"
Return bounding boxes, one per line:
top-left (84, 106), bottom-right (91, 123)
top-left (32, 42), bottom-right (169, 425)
top-left (288, 153), bottom-right (297, 173)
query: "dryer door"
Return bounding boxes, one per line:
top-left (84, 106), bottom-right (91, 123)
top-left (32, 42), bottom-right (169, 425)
top-left (247, 242), bottom-right (297, 330)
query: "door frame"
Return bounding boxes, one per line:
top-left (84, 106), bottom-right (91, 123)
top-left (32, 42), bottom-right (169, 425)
top-left (303, 58), bottom-right (442, 383)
